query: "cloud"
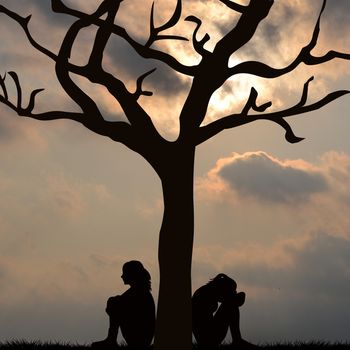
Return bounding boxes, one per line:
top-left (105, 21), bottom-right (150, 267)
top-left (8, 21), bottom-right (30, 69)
top-left (195, 151), bottom-right (350, 291)
top-left (195, 151), bottom-right (350, 254)
top-left (201, 151), bottom-right (328, 204)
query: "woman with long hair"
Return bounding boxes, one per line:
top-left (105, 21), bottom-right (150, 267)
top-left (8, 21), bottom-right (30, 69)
top-left (92, 260), bottom-right (155, 348)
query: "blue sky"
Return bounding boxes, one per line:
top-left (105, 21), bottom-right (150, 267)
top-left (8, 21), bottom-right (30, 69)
top-left (0, 0), bottom-right (350, 344)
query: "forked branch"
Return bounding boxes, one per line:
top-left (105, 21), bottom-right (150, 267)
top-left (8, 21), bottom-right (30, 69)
top-left (241, 87), bottom-right (272, 115)
top-left (134, 69), bottom-right (157, 100)
top-left (177, 0), bottom-right (275, 138)
top-left (0, 71), bottom-right (44, 116)
top-left (1, 0), bottom-right (350, 151)
top-left (185, 16), bottom-right (210, 57)
top-left (196, 77), bottom-right (350, 145)
top-left (228, 0), bottom-right (350, 80)
top-left (55, 16), bottom-right (106, 127)
top-left (60, 1), bottom-right (164, 142)
top-left (0, 2), bottom-right (196, 77)
top-left (146, 0), bottom-right (188, 47)
top-left (0, 68), bottom-right (134, 145)
top-left (213, 0), bottom-right (273, 62)
top-left (185, 0), bottom-right (350, 145)
top-left (50, 0), bottom-right (196, 76)
top-left (0, 0), bottom-right (164, 147)
top-left (0, 5), bottom-right (56, 60)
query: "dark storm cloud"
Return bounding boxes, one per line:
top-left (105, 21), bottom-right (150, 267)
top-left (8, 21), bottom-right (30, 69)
top-left (217, 152), bottom-right (328, 203)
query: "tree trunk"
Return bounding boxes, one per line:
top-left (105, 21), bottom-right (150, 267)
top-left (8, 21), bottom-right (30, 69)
top-left (153, 145), bottom-right (195, 350)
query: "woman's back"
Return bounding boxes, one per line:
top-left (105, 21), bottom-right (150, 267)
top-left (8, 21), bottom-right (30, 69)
top-left (117, 287), bottom-right (155, 346)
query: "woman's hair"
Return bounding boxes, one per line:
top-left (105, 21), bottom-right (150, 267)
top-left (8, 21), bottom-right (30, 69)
top-left (123, 260), bottom-right (152, 290)
top-left (206, 273), bottom-right (237, 293)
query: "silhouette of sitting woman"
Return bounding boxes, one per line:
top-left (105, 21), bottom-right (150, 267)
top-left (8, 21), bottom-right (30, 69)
top-left (92, 261), bottom-right (155, 348)
top-left (192, 273), bottom-right (256, 348)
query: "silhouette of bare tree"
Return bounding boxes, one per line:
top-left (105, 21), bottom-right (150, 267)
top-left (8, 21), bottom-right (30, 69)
top-left (0, 1), bottom-right (349, 350)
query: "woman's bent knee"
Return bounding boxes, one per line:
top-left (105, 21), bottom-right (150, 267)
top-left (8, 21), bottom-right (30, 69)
top-left (106, 296), bottom-right (121, 316)
top-left (236, 292), bottom-right (245, 307)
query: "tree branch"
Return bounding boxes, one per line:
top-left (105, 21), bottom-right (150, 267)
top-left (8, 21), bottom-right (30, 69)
top-left (0, 2), bottom-right (135, 148)
top-left (0, 71), bottom-right (45, 116)
top-left (181, 0), bottom-right (349, 143)
top-left (177, 0), bottom-right (274, 140)
top-left (0, 67), bottom-right (134, 146)
top-left (54, 0), bottom-right (164, 147)
top-left (0, 73), bottom-right (8, 100)
top-left (134, 68), bottom-right (157, 100)
top-left (55, 17), bottom-right (106, 125)
top-left (0, 71), bottom-right (132, 142)
top-left (0, 2), bottom-right (196, 77)
top-left (218, 0), bottom-right (247, 13)
top-left (146, 0), bottom-right (188, 47)
top-left (84, 3), bottom-right (162, 138)
top-left (241, 87), bottom-right (272, 115)
top-left (87, 0), bottom-right (120, 70)
top-left (228, 0), bottom-right (350, 79)
top-left (1, 1), bottom-right (164, 146)
top-left (213, 0), bottom-right (273, 62)
top-left (0, 5), bottom-right (57, 60)
top-left (196, 78), bottom-right (350, 145)
top-left (50, 0), bottom-right (196, 76)
top-left (184, 16), bottom-right (210, 57)
top-left (0, 3), bottom-right (91, 77)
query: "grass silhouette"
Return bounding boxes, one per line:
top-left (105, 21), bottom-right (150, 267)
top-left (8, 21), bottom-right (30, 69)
top-left (1, 340), bottom-right (350, 349)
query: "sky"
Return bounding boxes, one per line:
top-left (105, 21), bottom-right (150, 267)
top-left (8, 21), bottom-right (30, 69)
top-left (0, 0), bottom-right (350, 345)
